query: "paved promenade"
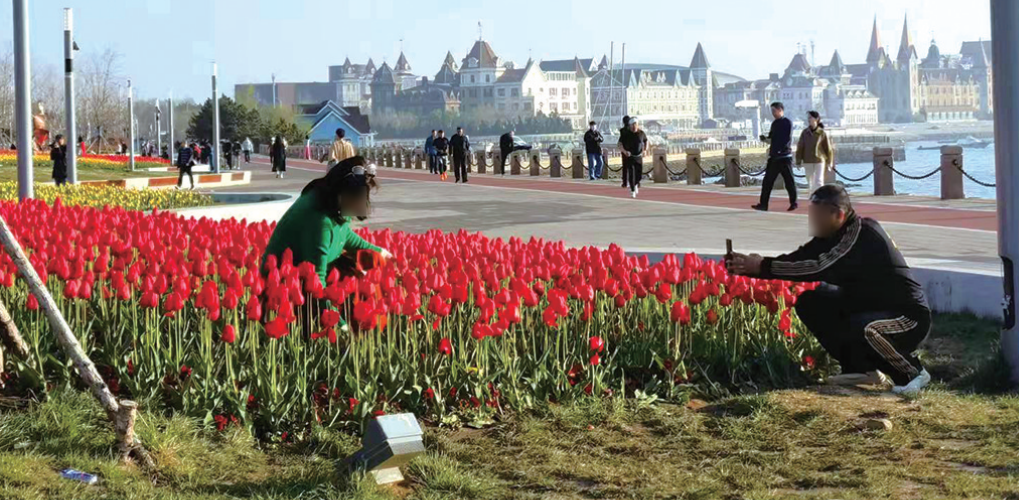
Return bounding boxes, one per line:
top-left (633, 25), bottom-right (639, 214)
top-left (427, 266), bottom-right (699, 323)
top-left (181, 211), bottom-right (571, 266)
top-left (189, 155), bottom-right (999, 279)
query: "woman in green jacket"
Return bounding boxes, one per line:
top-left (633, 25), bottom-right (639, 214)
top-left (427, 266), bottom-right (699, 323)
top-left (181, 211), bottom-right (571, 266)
top-left (263, 156), bottom-right (391, 290)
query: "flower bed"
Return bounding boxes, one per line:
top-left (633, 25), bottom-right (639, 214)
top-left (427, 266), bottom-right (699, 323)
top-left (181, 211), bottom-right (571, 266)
top-left (0, 149), bottom-right (171, 172)
top-left (0, 182), bottom-right (212, 211)
top-left (0, 199), bottom-right (827, 437)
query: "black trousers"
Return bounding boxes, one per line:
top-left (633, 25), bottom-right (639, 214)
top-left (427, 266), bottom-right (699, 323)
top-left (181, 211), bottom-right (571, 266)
top-left (177, 166), bottom-right (194, 188)
top-left (795, 285), bottom-right (930, 385)
top-left (428, 154), bottom-right (437, 174)
top-left (244, 151), bottom-right (251, 163)
top-left (620, 156), bottom-right (631, 187)
top-left (436, 155), bottom-right (448, 175)
top-left (453, 153), bottom-right (468, 182)
top-left (628, 156), bottom-right (644, 190)
top-left (758, 156), bottom-right (797, 208)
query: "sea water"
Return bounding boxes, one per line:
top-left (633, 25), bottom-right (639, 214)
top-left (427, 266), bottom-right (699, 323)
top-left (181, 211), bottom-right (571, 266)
top-left (835, 141), bottom-right (997, 199)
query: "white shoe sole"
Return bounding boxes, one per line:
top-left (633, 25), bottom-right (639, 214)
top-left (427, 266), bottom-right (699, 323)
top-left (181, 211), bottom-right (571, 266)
top-left (892, 369), bottom-right (931, 396)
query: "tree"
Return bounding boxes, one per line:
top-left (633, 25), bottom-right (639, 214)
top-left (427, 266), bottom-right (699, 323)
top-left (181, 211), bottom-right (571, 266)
top-left (186, 96), bottom-right (260, 143)
top-left (79, 48), bottom-right (128, 149)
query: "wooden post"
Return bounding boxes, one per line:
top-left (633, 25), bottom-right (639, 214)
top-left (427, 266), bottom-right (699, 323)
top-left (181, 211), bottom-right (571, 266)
top-left (873, 147), bottom-right (895, 196)
top-left (402, 149), bottom-right (412, 169)
top-left (0, 300), bottom-right (30, 361)
top-left (0, 214), bottom-right (152, 467)
top-left (529, 152), bottom-right (541, 176)
top-left (413, 148), bottom-right (424, 169)
top-left (941, 145), bottom-right (965, 200)
top-left (493, 151), bottom-right (505, 175)
top-left (686, 148), bottom-right (702, 185)
top-left (601, 151), bottom-right (610, 180)
top-left (510, 153), bottom-right (523, 175)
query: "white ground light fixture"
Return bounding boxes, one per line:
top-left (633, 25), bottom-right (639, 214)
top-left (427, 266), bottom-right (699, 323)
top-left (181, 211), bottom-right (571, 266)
top-left (347, 413), bottom-right (425, 484)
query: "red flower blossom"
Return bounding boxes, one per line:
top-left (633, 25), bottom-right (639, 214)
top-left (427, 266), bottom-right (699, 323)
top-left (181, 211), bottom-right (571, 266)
top-left (438, 337), bottom-right (453, 356)
top-left (221, 324), bottom-right (236, 344)
top-left (589, 336), bottom-right (604, 353)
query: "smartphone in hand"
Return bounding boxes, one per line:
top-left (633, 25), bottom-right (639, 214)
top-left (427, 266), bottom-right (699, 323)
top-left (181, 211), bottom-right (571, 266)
top-left (725, 239), bottom-right (733, 260)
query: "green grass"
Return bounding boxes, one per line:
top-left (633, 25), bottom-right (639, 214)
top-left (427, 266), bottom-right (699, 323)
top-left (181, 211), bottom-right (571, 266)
top-left (0, 164), bottom-right (173, 184)
top-left (0, 313), bottom-right (1015, 499)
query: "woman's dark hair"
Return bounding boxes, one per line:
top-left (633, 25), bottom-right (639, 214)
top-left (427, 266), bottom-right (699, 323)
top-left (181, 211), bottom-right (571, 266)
top-left (771, 102), bottom-right (784, 111)
top-left (52, 134), bottom-right (64, 147)
top-left (807, 110), bottom-right (825, 129)
top-left (273, 135), bottom-right (283, 147)
top-left (301, 156), bottom-right (378, 221)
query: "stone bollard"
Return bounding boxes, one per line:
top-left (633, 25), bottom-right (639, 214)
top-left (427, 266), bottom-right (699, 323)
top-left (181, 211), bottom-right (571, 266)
top-left (475, 150), bottom-right (487, 174)
top-left (550, 149), bottom-right (563, 178)
top-left (510, 153), bottom-right (523, 175)
top-left (873, 147), bottom-right (895, 196)
top-left (493, 151), bottom-right (505, 175)
top-left (601, 151), bottom-right (610, 180)
top-left (413, 148), bottom-right (424, 169)
top-left (941, 145), bottom-right (964, 200)
top-left (529, 152), bottom-right (541, 176)
top-left (403, 149), bottom-right (412, 169)
top-left (571, 148), bottom-right (585, 179)
top-left (724, 148), bottom-right (741, 188)
top-left (653, 148), bottom-right (668, 183)
top-left (384, 148), bottom-right (394, 169)
top-left (686, 149), bottom-right (702, 185)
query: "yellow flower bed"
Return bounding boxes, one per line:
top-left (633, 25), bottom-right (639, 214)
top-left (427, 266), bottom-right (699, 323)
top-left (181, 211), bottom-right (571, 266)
top-left (0, 182), bottom-right (213, 211)
top-left (0, 150), bottom-right (170, 171)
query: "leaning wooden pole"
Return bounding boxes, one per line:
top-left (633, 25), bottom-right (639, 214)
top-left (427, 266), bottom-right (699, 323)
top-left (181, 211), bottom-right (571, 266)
top-left (0, 213), bottom-right (153, 467)
top-left (0, 299), bottom-right (31, 361)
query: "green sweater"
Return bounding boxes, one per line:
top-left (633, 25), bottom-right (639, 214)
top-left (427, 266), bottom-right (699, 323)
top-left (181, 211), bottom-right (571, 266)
top-left (263, 190), bottom-right (381, 285)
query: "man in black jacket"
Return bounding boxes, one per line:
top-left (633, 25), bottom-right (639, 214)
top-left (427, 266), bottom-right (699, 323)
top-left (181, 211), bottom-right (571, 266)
top-left (727, 185), bottom-right (932, 395)
top-left (754, 102), bottom-right (798, 212)
top-left (583, 121), bottom-right (604, 180)
top-left (619, 117), bottom-right (648, 198)
top-left (176, 141), bottom-right (196, 189)
top-left (616, 115), bottom-right (631, 188)
top-left (498, 131), bottom-right (530, 176)
top-left (433, 130), bottom-right (450, 179)
top-left (450, 126), bottom-right (471, 183)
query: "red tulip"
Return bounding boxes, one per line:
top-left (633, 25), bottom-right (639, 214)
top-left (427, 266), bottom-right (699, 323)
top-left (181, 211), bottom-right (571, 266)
top-left (589, 353), bottom-right (601, 366)
top-left (221, 325), bottom-right (236, 344)
top-left (670, 301), bottom-right (691, 325)
top-left (320, 309), bottom-right (341, 329)
top-left (245, 296), bottom-right (263, 321)
top-left (706, 309), bottom-right (718, 325)
top-left (589, 336), bottom-right (604, 353)
top-left (265, 317), bottom-right (289, 340)
top-left (26, 294), bottom-right (39, 311)
top-left (438, 337), bottom-right (453, 356)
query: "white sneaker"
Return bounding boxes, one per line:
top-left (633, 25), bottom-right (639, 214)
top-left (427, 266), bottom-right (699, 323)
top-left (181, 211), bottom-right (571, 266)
top-left (891, 369), bottom-right (931, 396)
top-left (635, 186), bottom-right (639, 196)
top-left (631, 190), bottom-right (637, 198)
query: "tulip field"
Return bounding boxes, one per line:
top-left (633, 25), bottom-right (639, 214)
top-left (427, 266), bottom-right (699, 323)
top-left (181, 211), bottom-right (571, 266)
top-left (0, 149), bottom-right (171, 172)
top-left (0, 182), bottom-right (212, 211)
top-left (0, 197), bottom-right (828, 438)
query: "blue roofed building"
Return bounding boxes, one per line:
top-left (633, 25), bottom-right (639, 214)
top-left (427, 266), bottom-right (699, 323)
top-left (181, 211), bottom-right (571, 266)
top-left (298, 101), bottom-right (376, 147)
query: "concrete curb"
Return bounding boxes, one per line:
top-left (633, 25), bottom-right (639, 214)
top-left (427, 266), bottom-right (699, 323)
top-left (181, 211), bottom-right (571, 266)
top-left (627, 248), bottom-right (1002, 321)
top-left (81, 171), bottom-right (251, 190)
top-left (174, 191), bottom-right (296, 223)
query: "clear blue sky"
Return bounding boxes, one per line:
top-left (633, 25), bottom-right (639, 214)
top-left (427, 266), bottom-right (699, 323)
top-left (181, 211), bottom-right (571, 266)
top-left (0, 0), bottom-right (991, 101)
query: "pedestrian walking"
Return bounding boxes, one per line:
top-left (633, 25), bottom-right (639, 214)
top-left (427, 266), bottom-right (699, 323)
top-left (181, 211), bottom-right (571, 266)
top-left (223, 140), bottom-right (234, 170)
top-left (584, 121), bottom-right (604, 180)
top-left (242, 137), bottom-right (253, 163)
top-left (78, 135), bottom-right (86, 156)
top-left (754, 102), bottom-right (798, 211)
top-left (425, 130), bottom-right (437, 174)
top-left (617, 116), bottom-right (632, 188)
top-left (50, 134), bottom-right (68, 186)
top-left (304, 135), bottom-right (312, 160)
top-left (433, 130), bottom-right (450, 180)
top-left (450, 126), bottom-right (471, 183)
top-left (271, 134), bottom-right (287, 179)
top-left (232, 141), bottom-right (242, 167)
top-left (796, 111), bottom-right (835, 195)
top-left (619, 117), bottom-right (647, 198)
top-left (176, 141), bottom-right (196, 189)
top-left (329, 128), bottom-right (356, 169)
top-left (728, 185), bottom-right (932, 395)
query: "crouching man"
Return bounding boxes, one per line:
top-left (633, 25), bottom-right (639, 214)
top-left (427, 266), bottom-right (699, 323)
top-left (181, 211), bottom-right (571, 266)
top-left (726, 185), bottom-right (931, 395)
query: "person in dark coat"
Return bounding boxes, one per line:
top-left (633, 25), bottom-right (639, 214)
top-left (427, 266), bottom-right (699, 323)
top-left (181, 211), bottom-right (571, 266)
top-left (176, 141), bottom-right (196, 189)
top-left (223, 140), bottom-right (234, 170)
top-left (753, 102), bottom-right (798, 212)
top-left (270, 134), bottom-right (287, 179)
top-left (619, 117), bottom-right (648, 198)
top-left (449, 127), bottom-right (471, 183)
top-left (433, 130), bottom-right (450, 180)
top-left (616, 115), bottom-right (632, 188)
top-left (498, 131), bottom-right (531, 176)
top-left (583, 121), bottom-right (604, 180)
top-left (50, 134), bottom-right (68, 186)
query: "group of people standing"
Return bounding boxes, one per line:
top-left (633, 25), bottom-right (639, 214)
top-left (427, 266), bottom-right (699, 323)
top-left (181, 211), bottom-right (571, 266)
top-left (581, 116), bottom-right (648, 198)
top-left (425, 128), bottom-right (472, 183)
top-left (754, 102), bottom-right (836, 211)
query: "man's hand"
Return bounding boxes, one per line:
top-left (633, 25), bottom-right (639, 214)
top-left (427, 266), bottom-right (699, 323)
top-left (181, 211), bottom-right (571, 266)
top-left (726, 252), bottom-right (764, 276)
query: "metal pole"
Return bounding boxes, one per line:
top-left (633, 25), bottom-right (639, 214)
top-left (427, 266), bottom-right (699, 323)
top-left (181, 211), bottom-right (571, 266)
top-left (64, 8), bottom-right (77, 184)
top-left (991, 0), bottom-right (1019, 383)
top-left (621, 43), bottom-right (626, 121)
top-left (127, 79), bottom-right (135, 171)
top-left (168, 93), bottom-right (174, 163)
top-left (271, 73), bottom-right (277, 108)
top-left (155, 99), bottom-right (160, 160)
top-left (212, 62), bottom-right (221, 174)
top-left (13, 0), bottom-right (33, 200)
top-left (608, 41), bottom-right (614, 127)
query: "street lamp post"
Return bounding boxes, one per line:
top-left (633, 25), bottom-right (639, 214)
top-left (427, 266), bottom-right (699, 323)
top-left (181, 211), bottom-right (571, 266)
top-left (168, 92), bottom-right (174, 163)
top-left (991, 0), bottom-right (1019, 382)
top-left (155, 99), bottom-right (161, 160)
top-left (64, 8), bottom-right (77, 184)
top-left (212, 62), bottom-right (221, 174)
top-left (13, 0), bottom-right (33, 200)
top-left (127, 79), bottom-right (135, 171)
